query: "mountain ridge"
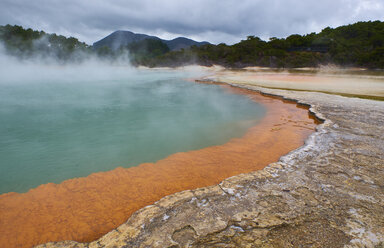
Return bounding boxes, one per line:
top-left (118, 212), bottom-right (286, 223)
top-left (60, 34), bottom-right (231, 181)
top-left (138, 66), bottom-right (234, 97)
top-left (92, 30), bottom-right (210, 51)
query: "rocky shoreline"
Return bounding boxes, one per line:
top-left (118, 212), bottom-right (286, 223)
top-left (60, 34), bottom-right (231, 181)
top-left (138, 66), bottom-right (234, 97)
top-left (37, 80), bottom-right (384, 248)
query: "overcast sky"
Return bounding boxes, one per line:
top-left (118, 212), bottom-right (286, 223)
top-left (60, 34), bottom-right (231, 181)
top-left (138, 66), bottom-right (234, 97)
top-left (1, 0), bottom-right (383, 45)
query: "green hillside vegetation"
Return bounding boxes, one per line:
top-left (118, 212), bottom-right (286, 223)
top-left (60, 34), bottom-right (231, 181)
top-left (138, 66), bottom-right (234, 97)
top-left (0, 24), bottom-right (170, 64)
top-left (1, 21), bottom-right (383, 68)
top-left (124, 39), bottom-right (170, 65)
top-left (92, 39), bottom-right (171, 64)
top-left (148, 20), bottom-right (384, 68)
top-left (0, 24), bottom-right (90, 61)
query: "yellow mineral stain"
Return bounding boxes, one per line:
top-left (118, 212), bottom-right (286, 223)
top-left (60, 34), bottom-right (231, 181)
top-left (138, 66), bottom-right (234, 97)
top-left (0, 84), bottom-right (319, 248)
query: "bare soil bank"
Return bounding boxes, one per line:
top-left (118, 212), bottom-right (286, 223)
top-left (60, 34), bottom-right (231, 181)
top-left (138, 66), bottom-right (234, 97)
top-left (212, 68), bottom-right (384, 100)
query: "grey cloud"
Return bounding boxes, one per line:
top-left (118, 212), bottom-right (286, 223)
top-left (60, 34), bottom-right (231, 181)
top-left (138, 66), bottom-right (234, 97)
top-left (0, 0), bottom-right (383, 44)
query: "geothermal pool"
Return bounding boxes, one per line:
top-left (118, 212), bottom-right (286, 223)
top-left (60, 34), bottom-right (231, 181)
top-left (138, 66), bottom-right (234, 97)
top-left (0, 68), bottom-right (265, 194)
top-left (0, 66), bottom-right (319, 248)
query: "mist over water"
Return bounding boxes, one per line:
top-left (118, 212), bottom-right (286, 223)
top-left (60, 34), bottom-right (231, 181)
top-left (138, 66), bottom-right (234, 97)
top-left (0, 55), bottom-right (265, 194)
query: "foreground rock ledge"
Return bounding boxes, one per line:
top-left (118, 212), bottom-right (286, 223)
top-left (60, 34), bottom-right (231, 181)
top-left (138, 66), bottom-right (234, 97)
top-left (37, 83), bottom-right (384, 248)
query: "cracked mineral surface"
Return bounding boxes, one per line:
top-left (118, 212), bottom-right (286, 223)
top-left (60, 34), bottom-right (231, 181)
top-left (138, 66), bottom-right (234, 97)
top-left (37, 81), bottom-right (384, 248)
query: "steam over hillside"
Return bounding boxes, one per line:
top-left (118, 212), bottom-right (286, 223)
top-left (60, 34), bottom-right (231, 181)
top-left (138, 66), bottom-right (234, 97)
top-left (1, 21), bottom-right (384, 68)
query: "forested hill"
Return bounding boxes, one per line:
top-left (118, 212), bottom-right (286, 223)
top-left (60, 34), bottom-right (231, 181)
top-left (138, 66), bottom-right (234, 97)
top-left (0, 25), bottom-right (206, 64)
top-left (0, 24), bottom-right (90, 61)
top-left (147, 21), bottom-right (384, 68)
top-left (1, 21), bottom-right (384, 68)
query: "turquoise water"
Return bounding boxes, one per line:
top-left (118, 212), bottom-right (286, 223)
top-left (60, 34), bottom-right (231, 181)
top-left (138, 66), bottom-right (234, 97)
top-left (0, 67), bottom-right (265, 194)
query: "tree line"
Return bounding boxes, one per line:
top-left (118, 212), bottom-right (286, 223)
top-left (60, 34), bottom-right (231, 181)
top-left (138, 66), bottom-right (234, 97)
top-left (1, 21), bottom-right (383, 68)
top-left (147, 21), bottom-right (384, 68)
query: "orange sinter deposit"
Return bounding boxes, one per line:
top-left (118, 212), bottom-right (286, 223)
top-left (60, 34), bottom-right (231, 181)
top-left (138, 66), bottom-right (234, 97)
top-left (0, 84), bottom-right (319, 248)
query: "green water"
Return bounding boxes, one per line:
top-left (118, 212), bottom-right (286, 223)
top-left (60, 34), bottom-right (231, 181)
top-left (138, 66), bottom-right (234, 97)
top-left (0, 67), bottom-right (265, 194)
